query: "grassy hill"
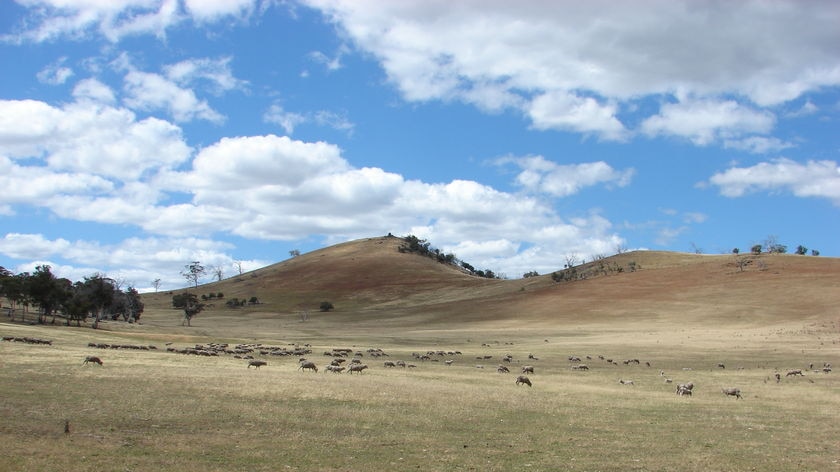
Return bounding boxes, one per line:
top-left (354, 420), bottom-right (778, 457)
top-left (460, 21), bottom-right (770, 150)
top-left (140, 235), bottom-right (840, 332)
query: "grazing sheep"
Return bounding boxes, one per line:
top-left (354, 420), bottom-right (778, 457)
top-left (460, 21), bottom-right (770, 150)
top-left (676, 382), bottom-right (694, 396)
top-left (717, 363), bottom-right (726, 369)
top-left (571, 364), bottom-right (589, 371)
top-left (721, 387), bottom-right (742, 399)
top-left (664, 378), bottom-right (673, 383)
top-left (522, 366), bottom-right (535, 374)
top-left (383, 361), bottom-right (396, 368)
top-left (83, 356), bottom-right (103, 366)
top-left (618, 379), bottom-right (634, 386)
top-left (248, 360), bottom-right (267, 369)
top-left (298, 361), bottom-right (318, 372)
top-left (326, 365), bottom-right (345, 373)
top-left (775, 373), bottom-right (781, 383)
top-left (445, 360), bottom-right (454, 366)
top-left (497, 365), bottom-right (510, 373)
top-left (786, 369), bottom-right (803, 377)
top-left (515, 375), bottom-right (532, 387)
top-left (348, 364), bottom-right (368, 374)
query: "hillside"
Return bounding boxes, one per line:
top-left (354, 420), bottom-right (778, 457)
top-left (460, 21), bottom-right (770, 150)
top-left (140, 236), bottom-right (840, 331)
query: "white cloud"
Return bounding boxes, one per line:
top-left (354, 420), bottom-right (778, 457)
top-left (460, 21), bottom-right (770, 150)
top-left (303, 0), bottom-right (840, 143)
top-left (263, 104), bottom-right (355, 135)
top-left (36, 57), bottom-right (74, 84)
top-left (0, 232), bottom-right (267, 291)
top-left (708, 158), bottom-right (840, 205)
top-left (499, 155), bottom-right (634, 197)
top-left (72, 78), bottom-right (117, 104)
top-left (263, 104), bottom-right (306, 134)
top-left (723, 136), bottom-right (794, 155)
top-left (183, 0), bottom-right (256, 22)
top-left (641, 99), bottom-right (776, 145)
top-left (527, 92), bottom-right (626, 140)
top-left (123, 70), bottom-right (225, 123)
top-left (163, 56), bottom-right (248, 94)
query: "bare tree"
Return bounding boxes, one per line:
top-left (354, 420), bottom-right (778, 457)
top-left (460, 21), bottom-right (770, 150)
top-left (233, 260), bottom-right (243, 275)
top-left (151, 278), bottom-right (162, 292)
top-left (212, 266), bottom-right (223, 281)
top-left (564, 253), bottom-right (580, 269)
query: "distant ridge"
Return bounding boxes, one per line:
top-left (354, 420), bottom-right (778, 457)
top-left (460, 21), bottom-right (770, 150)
top-left (141, 236), bottom-right (840, 328)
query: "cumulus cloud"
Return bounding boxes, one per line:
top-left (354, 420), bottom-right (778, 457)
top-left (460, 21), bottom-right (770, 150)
top-left (303, 0), bottom-right (840, 144)
top-left (0, 233), bottom-right (267, 290)
top-left (708, 158), bottom-right (840, 205)
top-left (499, 155), bottom-right (634, 197)
top-left (640, 99), bottom-right (776, 145)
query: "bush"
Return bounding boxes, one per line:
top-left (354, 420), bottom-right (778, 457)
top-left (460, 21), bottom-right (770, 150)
top-left (320, 301), bottom-right (334, 312)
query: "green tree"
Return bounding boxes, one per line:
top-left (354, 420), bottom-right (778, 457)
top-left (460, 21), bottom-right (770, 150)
top-left (751, 244), bottom-right (763, 255)
top-left (27, 265), bottom-right (68, 324)
top-left (795, 245), bottom-right (808, 255)
top-left (83, 274), bottom-right (116, 329)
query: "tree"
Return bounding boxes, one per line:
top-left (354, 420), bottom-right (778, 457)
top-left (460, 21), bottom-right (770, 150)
top-left (751, 244), bottom-right (763, 255)
top-left (795, 245), bottom-right (808, 255)
top-left (28, 265), bottom-right (68, 324)
top-left (175, 292), bottom-right (204, 326)
top-left (523, 271), bottom-right (540, 278)
top-left (211, 266), bottom-right (223, 281)
top-left (289, 249), bottom-right (301, 257)
top-left (83, 274), bottom-right (116, 329)
top-left (319, 301), bottom-right (334, 312)
top-left (233, 260), bottom-right (243, 275)
top-left (151, 278), bottom-right (162, 292)
top-left (181, 261), bottom-right (205, 288)
top-left (732, 248), bottom-right (740, 255)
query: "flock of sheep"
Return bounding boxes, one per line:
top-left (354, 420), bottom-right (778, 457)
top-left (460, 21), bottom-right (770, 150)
top-left (4, 334), bottom-right (832, 400)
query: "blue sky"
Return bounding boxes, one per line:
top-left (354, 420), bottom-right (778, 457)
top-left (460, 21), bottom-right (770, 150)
top-left (1, 0), bottom-right (838, 291)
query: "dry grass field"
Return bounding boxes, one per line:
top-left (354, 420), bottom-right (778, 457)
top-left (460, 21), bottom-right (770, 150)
top-left (2, 236), bottom-right (839, 471)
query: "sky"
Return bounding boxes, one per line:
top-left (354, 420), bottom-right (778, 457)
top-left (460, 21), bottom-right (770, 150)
top-left (1, 0), bottom-right (839, 292)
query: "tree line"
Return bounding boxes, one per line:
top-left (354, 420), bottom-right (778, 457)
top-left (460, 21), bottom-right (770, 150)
top-left (0, 265), bottom-right (143, 328)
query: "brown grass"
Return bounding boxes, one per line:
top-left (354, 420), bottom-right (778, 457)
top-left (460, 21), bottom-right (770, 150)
top-left (2, 237), bottom-right (839, 471)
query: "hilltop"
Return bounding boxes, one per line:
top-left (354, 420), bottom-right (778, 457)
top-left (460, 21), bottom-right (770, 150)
top-left (141, 235), bottom-right (840, 330)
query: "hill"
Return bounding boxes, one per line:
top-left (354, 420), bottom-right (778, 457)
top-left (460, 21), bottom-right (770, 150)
top-left (141, 236), bottom-right (840, 330)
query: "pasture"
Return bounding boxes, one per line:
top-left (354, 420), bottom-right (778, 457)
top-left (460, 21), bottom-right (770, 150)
top-left (1, 312), bottom-right (837, 472)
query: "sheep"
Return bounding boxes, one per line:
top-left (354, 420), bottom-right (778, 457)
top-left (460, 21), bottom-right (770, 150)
top-left (83, 356), bottom-right (103, 366)
top-left (618, 379), bottom-right (634, 386)
top-left (786, 369), bottom-right (804, 377)
top-left (326, 365), bottom-right (345, 373)
top-left (521, 366), bottom-right (535, 374)
top-left (298, 361), bottom-right (318, 372)
top-left (445, 360), bottom-right (454, 366)
top-left (775, 373), bottom-right (781, 383)
top-left (348, 364), bottom-right (368, 374)
top-left (571, 364), bottom-right (589, 371)
top-left (248, 360), bottom-right (267, 369)
top-left (676, 382), bottom-right (694, 396)
top-left (721, 387), bottom-right (742, 399)
top-left (717, 363), bottom-right (726, 369)
top-left (664, 378), bottom-right (673, 384)
top-left (515, 375), bottom-right (532, 387)
top-left (383, 361), bottom-right (396, 368)
top-left (497, 365), bottom-right (510, 373)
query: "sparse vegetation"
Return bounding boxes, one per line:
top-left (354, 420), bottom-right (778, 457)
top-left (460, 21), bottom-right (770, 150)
top-left (398, 234), bottom-right (500, 278)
